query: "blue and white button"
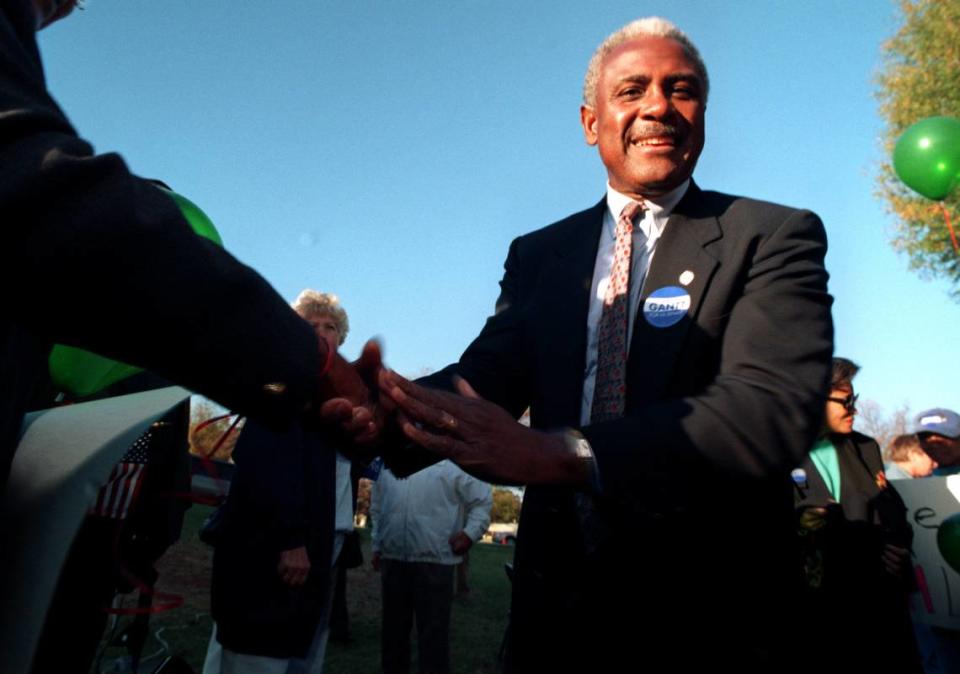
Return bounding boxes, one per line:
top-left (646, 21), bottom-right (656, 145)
top-left (643, 286), bottom-right (691, 328)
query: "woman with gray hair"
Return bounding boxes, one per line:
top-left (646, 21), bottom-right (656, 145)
top-left (292, 291), bottom-right (350, 348)
top-left (204, 290), bottom-right (358, 674)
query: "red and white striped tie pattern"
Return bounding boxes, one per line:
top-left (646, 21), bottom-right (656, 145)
top-left (590, 199), bottom-right (645, 423)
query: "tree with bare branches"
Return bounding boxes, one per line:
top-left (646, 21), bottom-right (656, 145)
top-left (855, 399), bottom-right (913, 451)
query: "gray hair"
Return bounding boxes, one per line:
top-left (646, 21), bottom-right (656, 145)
top-left (582, 17), bottom-right (709, 107)
top-left (292, 289), bottom-right (349, 345)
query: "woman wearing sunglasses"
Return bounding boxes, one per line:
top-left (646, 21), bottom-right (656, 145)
top-left (792, 357), bottom-right (922, 673)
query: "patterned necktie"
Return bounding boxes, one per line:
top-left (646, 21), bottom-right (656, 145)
top-left (591, 199), bottom-right (645, 423)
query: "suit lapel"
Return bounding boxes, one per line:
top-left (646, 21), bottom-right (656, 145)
top-left (535, 200), bottom-right (605, 425)
top-left (835, 434), bottom-right (882, 507)
top-left (626, 183), bottom-right (722, 407)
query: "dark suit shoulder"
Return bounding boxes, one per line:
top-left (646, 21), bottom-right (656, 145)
top-left (848, 430), bottom-right (884, 464)
top-left (845, 430), bottom-right (880, 447)
top-left (831, 431), bottom-right (884, 479)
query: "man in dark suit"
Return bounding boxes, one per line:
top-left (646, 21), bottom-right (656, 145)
top-left (1, 0), bottom-right (381, 495)
top-left (381, 16), bottom-right (833, 671)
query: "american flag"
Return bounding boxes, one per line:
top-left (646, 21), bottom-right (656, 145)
top-left (89, 430), bottom-right (151, 520)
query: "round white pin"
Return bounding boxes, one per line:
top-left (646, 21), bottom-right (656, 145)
top-left (679, 270), bottom-right (694, 286)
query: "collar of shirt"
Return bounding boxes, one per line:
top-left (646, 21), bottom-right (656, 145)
top-left (604, 179), bottom-right (690, 242)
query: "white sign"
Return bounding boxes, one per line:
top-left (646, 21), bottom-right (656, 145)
top-left (0, 387), bottom-right (190, 671)
top-left (892, 476), bottom-right (960, 629)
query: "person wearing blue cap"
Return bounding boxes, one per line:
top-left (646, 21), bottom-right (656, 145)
top-left (914, 408), bottom-right (960, 476)
top-left (911, 407), bottom-right (960, 673)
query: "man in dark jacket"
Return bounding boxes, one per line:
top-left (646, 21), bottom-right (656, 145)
top-left (376, 16), bottom-right (833, 671)
top-left (1, 0), bottom-right (380, 498)
top-left (2, 3), bottom-right (380, 670)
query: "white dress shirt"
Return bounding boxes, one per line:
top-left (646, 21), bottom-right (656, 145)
top-left (580, 180), bottom-right (690, 426)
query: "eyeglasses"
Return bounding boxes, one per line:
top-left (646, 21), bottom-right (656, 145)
top-left (826, 393), bottom-right (859, 411)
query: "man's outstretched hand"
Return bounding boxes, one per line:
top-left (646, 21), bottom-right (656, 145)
top-left (379, 370), bottom-right (588, 487)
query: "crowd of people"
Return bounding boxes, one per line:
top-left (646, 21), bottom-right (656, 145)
top-left (2, 2), bottom-right (958, 672)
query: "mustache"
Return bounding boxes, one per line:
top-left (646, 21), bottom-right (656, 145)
top-left (629, 123), bottom-right (681, 141)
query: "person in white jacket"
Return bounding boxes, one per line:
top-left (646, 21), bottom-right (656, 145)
top-left (371, 460), bottom-right (492, 674)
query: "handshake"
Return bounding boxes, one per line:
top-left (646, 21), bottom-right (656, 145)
top-left (313, 339), bottom-right (588, 487)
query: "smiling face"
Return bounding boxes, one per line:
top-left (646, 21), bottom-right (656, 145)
top-left (580, 35), bottom-right (705, 199)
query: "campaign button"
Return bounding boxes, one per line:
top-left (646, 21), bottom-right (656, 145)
top-left (643, 286), bottom-right (691, 328)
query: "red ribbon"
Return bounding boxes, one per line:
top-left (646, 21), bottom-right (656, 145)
top-left (938, 202), bottom-right (960, 255)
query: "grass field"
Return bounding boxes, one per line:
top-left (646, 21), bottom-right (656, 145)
top-left (94, 505), bottom-right (514, 673)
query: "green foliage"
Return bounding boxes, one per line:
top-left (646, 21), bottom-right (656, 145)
top-left (490, 488), bottom-right (521, 523)
top-left (875, 0), bottom-right (960, 297)
top-left (855, 399), bottom-right (912, 452)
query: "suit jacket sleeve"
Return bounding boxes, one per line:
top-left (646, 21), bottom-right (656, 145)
top-left (0, 2), bottom-right (321, 426)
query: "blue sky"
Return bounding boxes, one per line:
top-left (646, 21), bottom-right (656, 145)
top-left (39, 0), bottom-right (957, 425)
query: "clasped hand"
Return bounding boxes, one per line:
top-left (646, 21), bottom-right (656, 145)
top-left (377, 370), bottom-right (587, 487)
top-left (313, 345), bottom-right (588, 487)
top-left (312, 339), bottom-right (386, 451)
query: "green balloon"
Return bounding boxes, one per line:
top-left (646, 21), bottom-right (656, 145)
top-left (162, 188), bottom-right (224, 246)
top-left (48, 347), bottom-right (143, 398)
top-left (893, 116), bottom-right (960, 200)
top-left (937, 512), bottom-right (960, 574)
top-left (48, 186), bottom-right (224, 397)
